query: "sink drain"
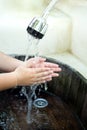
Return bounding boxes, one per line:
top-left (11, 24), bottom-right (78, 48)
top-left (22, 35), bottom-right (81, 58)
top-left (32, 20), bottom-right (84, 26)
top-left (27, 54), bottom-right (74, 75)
top-left (33, 98), bottom-right (48, 108)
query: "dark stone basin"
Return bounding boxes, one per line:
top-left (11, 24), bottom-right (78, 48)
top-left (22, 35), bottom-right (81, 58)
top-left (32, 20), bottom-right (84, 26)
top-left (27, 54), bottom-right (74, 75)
top-left (0, 55), bottom-right (87, 130)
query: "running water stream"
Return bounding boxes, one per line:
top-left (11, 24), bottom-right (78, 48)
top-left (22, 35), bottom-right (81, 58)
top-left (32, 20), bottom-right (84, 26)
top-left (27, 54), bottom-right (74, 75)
top-left (21, 34), bottom-right (48, 124)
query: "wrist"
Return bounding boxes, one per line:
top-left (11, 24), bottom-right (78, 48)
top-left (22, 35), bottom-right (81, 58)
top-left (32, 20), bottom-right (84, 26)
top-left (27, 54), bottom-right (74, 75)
top-left (0, 72), bottom-right (18, 91)
top-left (10, 72), bottom-right (18, 88)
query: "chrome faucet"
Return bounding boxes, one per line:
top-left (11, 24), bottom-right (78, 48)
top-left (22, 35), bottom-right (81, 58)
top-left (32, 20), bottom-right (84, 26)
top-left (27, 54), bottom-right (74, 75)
top-left (27, 17), bottom-right (48, 39)
top-left (27, 0), bottom-right (58, 39)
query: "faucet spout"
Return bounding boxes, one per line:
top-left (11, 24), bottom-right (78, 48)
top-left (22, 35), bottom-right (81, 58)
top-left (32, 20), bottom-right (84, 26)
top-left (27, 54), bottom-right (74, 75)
top-left (27, 0), bottom-right (58, 39)
top-left (27, 17), bottom-right (48, 39)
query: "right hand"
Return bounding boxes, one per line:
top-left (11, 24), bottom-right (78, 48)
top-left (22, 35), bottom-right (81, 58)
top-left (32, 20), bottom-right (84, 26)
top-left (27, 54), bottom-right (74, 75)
top-left (14, 66), bottom-right (55, 86)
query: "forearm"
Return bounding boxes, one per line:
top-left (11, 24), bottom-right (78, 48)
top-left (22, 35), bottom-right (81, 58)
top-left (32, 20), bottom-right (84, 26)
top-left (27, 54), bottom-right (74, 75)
top-left (0, 52), bottom-right (23, 72)
top-left (0, 72), bottom-right (17, 91)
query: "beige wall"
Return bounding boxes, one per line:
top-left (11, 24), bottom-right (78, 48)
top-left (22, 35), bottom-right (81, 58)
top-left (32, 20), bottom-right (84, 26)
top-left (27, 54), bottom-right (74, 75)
top-left (55, 0), bottom-right (87, 65)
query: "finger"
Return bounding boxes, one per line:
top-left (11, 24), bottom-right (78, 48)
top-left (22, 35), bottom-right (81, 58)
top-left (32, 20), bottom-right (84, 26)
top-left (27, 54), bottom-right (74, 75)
top-left (35, 69), bottom-right (53, 78)
top-left (31, 57), bottom-right (46, 63)
top-left (35, 57), bottom-right (46, 62)
top-left (33, 68), bottom-right (51, 73)
top-left (36, 77), bottom-right (52, 84)
top-left (35, 75), bottom-right (52, 83)
top-left (50, 67), bottom-right (62, 72)
top-left (51, 73), bottom-right (59, 77)
top-left (44, 62), bottom-right (59, 68)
